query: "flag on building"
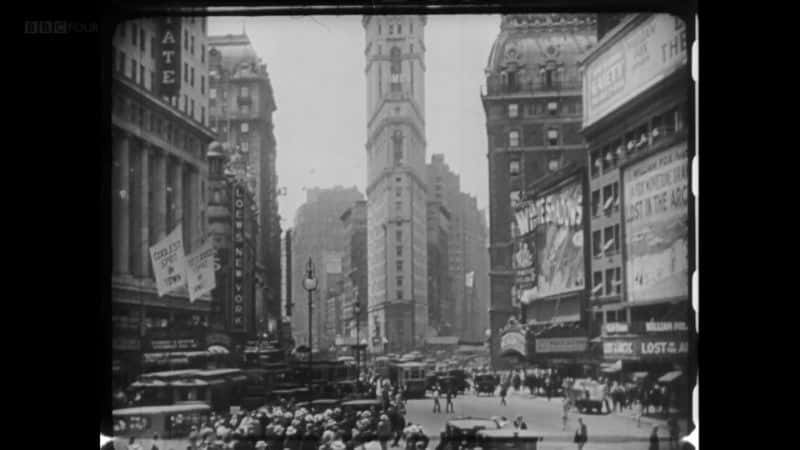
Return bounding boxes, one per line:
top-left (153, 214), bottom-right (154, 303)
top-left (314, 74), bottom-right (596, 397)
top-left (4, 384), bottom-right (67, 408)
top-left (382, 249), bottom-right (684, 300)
top-left (149, 225), bottom-right (187, 297)
top-left (186, 241), bottom-right (217, 303)
top-left (465, 271), bottom-right (475, 288)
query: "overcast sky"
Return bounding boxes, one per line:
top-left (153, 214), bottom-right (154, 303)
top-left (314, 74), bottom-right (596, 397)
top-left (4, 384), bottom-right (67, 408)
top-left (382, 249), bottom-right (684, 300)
top-left (208, 15), bottom-right (501, 229)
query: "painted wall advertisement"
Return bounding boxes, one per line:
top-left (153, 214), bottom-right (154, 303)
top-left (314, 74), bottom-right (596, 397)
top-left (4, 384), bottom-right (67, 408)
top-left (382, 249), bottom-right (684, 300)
top-left (156, 17), bottom-right (182, 98)
top-left (512, 179), bottom-right (585, 303)
top-left (230, 183), bottom-right (247, 332)
top-left (603, 335), bottom-right (689, 360)
top-left (623, 144), bottom-right (689, 303)
top-left (583, 14), bottom-right (688, 127)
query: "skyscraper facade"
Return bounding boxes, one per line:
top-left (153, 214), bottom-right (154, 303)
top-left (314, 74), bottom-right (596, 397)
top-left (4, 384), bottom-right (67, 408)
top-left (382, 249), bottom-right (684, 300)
top-left (363, 16), bottom-right (429, 353)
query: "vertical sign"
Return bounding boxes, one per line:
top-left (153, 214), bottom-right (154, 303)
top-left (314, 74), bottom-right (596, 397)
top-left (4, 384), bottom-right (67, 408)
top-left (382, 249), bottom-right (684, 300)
top-left (231, 183), bottom-right (246, 331)
top-left (157, 17), bottom-right (181, 98)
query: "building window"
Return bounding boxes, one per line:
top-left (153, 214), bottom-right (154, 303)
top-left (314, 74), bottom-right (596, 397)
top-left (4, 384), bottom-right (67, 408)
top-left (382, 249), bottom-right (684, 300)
top-left (410, 44), bottom-right (414, 53)
top-left (184, 29), bottom-right (189, 50)
top-left (201, 107), bottom-right (205, 125)
top-left (613, 268), bottom-right (622, 295)
top-left (240, 141), bottom-right (248, 153)
top-left (591, 150), bottom-right (602, 178)
top-left (396, 230), bottom-right (402, 241)
top-left (398, 24), bottom-right (402, 34)
top-left (396, 261), bottom-right (403, 271)
top-left (241, 122), bottom-right (249, 133)
top-left (201, 44), bottom-right (205, 63)
top-left (547, 101), bottom-right (558, 114)
top-left (191, 35), bottom-right (195, 55)
top-left (378, 24), bottom-right (381, 34)
top-left (200, 76), bottom-right (205, 94)
top-left (241, 104), bottom-right (251, 115)
top-left (509, 160), bottom-right (520, 176)
top-left (150, 71), bottom-right (155, 91)
top-left (605, 269), bottom-right (615, 296)
top-left (130, 57), bottom-right (136, 80)
top-left (182, 95), bottom-right (187, 112)
top-left (396, 177), bottom-right (402, 183)
top-left (140, 29), bottom-right (146, 52)
top-left (397, 277), bottom-right (403, 287)
top-left (184, 63), bottom-right (188, 82)
top-left (190, 99), bottom-right (195, 117)
top-left (547, 128), bottom-right (559, 145)
top-left (397, 246), bottom-right (402, 257)
top-left (395, 201), bottom-right (402, 212)
top-left (241, 86), bottom-right (249, 97)
top-left (509, 131), bottom-right (519, 147)
top-left (190, 67), bottom-right (195, 87)
top-left (593, 271), bottom-right (603, 296)
top-left (593, 230), bottom-right (602, 258)
top-left (389, 24), bottom-right (394, 35)
top-left (209, 88), bottom-right (216, 99)
top-left (396, 188), bottom-right (402, 197)
top-left (140, 64), bottom-right (145, 87)
top-left (131, 22), bottom-right (137, 46)
top-left (508, 104), bottom-right (518, 118)
top-left (603, 226), bottom-right (619, 255)
top-left (410, 22), bottom-right (413, 33)
top-left (117, 50), bottom-right (125, 73)
top-left (397, 290), bottom-right (402, 300)
top-left (592, 190), bottom-right (600, 217)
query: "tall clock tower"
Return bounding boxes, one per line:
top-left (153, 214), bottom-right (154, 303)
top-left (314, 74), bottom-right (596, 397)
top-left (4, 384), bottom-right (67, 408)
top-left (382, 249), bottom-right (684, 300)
top-left (363, 15), bottom-right (428, 354)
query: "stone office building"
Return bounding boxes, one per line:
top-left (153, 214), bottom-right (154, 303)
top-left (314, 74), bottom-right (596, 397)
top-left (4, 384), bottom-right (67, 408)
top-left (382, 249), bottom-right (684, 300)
top-left (482, 14), bottom-right (597, 368)
top-left (111, 17), bottom-right (215, 385)
top-left (207, 33), bottom-right (282, 338)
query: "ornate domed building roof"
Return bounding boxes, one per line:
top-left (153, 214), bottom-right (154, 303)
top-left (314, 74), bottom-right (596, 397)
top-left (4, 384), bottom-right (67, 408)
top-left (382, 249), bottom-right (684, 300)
top-left (208, 33), bottom-right (262, 75)
top-left (484, 14), bottom-right (597, 95)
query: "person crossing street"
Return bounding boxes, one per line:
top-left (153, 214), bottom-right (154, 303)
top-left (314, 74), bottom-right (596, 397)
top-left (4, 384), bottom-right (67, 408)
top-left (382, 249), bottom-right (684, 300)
top-left (445, 387), bottom-right (454, 414)
top-left (432, 386), bottom-right (442, 414)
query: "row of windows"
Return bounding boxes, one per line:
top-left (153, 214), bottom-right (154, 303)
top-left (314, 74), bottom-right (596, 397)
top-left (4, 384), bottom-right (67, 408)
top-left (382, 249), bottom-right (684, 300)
top-left (592, 224), bottom-right (620, 258)
top-left (590, 104), bottom-right (688, 178)
top-left (507, 127), bottom-right (562, 147)
top-left (378, 21), bottom-right (413, 35)
top-left (593, 267), bottom-right (622, 297)
top-left (113, 95), bottom-right (205, 158)
top-left (591, 182), bottom-right (620, 218)
top-left (504, 100), bottom-right (581, 119)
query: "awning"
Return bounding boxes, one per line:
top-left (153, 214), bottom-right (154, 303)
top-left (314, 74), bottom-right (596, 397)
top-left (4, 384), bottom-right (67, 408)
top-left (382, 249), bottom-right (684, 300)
top-left (600, 360), bottom-right (622, 373)
top-left (658, 371), bottom-right (682, 383)
top-left (631, 371), bottom-right (649, 380)
top-left (170, 379), bottom-right (209, 387)
top-left (130, 380), bottom-right (167, 388)
top-left (208, 345), bottom-right (230, 354)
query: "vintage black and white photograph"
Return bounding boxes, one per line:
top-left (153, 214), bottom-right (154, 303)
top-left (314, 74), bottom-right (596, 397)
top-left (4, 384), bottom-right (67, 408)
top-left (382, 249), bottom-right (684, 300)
top-left (108, 8), bottom-right (695, 450)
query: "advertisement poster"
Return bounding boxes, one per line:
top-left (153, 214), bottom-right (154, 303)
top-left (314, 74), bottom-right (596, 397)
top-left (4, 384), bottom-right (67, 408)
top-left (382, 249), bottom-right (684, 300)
top-left (512, 180), bottom-right (585, 303)
top-left (149, 225), bottom-right (187, 297)
top-left (583, 14), bottom-right (688, 127)
top-left (535, 337), bottom-right (588, 354)
top-left (623, 144), bottom-right (690, 303)
top-left (186, 241), bottom-right (217, 303)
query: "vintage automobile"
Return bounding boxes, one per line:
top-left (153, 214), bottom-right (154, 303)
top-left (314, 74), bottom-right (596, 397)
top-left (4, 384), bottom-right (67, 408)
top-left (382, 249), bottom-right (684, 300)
top-left (568, 378), bottom-right (608, 414)
top-left (474, 374), bottom-right (499, 396)
top-left (435, 418), bottom-right (501, 450)
top-left (474, 429), bottom-right (544, 450)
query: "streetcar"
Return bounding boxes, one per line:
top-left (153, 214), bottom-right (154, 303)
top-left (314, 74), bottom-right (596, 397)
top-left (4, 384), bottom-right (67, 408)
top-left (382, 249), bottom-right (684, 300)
top-left (390, 361), bottom-right (428, 398)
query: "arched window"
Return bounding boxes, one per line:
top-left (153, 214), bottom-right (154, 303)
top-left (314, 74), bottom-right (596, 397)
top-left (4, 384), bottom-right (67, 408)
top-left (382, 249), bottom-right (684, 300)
top-left (390, 47), bottom-right (402, 92)
top-left (392, 130), bottom-right (404, 164)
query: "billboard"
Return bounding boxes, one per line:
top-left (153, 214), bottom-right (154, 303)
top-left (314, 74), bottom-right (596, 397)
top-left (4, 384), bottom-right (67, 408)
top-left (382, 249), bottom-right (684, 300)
top-left (535, 337), bottom-right (588, 354)
top-left (512, 179), bottom-right (585, 303)
top-left (603, 335), bottom-right (690, 360)
top-left (583, 14), bottom-right (688, 127)
top-left (623, 144), bottom-right (689, 303)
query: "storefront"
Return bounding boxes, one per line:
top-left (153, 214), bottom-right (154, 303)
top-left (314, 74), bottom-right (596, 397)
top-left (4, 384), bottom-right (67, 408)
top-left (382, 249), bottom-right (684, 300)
top-left (601, 320), bottom-right (691, 413)
top-left (529, 323), bottom-right (595, 377)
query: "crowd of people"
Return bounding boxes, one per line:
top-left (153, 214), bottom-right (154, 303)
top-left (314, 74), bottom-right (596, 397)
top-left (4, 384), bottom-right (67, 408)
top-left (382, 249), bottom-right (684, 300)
top-left (119, 376), bottom-right (429, 450)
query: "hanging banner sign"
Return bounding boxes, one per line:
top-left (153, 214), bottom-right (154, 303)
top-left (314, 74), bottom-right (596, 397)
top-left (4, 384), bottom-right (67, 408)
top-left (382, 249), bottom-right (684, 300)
top-left (535, 337), bottom-right (589, 354)
top-left (149, 225), bottom-right (187, 297)
top-left (186, 241), bottom-right (217, 303)
top-left (156, 17), bottom-right (182, 98)
top-left (230, 183), bottom-right (247, 331)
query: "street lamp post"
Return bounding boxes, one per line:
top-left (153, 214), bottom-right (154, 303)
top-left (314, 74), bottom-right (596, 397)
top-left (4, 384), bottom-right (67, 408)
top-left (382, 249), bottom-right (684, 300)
top-left (354, 293), bottom-right (361, 378)
top-left (302, 258), bottom-right (318, 397)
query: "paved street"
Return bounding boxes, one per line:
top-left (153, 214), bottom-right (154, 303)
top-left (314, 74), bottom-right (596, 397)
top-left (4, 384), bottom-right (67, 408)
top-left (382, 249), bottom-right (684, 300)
top-left (404, 388), bottom-right (689, 450)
